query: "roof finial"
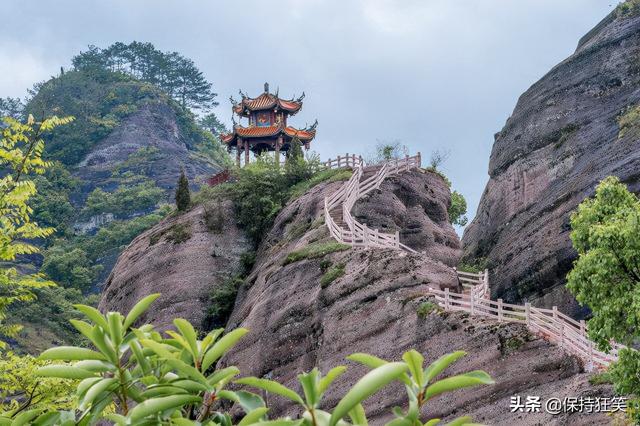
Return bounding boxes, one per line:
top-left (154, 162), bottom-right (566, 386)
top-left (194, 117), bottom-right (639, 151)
top-left (264, 82), bottom-right (269, 93)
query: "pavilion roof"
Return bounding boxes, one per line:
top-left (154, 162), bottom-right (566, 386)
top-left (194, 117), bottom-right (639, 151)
top-left (221, 121), bottom-right (317, 145)
top-left (231, 84), bottom-right (304, 117)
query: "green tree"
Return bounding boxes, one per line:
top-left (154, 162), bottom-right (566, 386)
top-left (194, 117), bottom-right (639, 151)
top-left (567, 176), bottom-right (640, 422)
top-left (449, 190), bottom-right (468, 226)
top-left (72, 42), bottom-right (218, 111)
top-left (284, 138), bottom-right (314, 185)
top-left (176, 169), bottom-right (191, 211)
top-left (198, 112), bottom-right (228, 137)
top-left (0, 115), bottom-right (72, 346)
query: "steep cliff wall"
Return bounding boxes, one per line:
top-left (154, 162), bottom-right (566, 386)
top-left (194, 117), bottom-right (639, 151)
top-left (99, 200), bottom-right (251, 330)
top-left (462, 10), bottom-right (640, 317)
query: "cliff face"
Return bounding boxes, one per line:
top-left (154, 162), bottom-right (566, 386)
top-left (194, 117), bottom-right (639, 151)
top-left (99, 200), bottom-right (251, 330)
top-left (76, 102), bottom-right (217, 197)
top-left (462, 10), bottom-right (640, 316)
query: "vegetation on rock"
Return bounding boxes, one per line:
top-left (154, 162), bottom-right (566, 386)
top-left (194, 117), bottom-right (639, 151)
top-left (176, 169), bottom-right (192, 212)
top-left (284, 242), bottom-right (351, 265)
top-left (320, 262), bottom-right (346, 288)
top-left (618, 104), bottom-right (640, 140)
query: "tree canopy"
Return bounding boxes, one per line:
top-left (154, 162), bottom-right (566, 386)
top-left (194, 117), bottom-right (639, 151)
top-left (567, 176), bottom-right (640, 422)
top-left (72, 42), bottom-right (218, 111)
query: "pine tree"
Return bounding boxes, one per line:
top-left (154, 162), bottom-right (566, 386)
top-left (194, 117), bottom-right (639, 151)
top-left (175, 169), bottom-right (191, 211)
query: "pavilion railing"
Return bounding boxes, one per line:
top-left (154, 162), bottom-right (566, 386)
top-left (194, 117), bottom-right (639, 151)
top-left (324, 153), bottom-right (421, 252)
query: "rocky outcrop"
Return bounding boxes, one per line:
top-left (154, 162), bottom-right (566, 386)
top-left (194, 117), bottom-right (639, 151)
top-left (462, 10), bottom-right (640, 317)
top-left (220, 169), bottom-right (609, 424)
top-left (99, 200), bottom-right (251, 330)
top-left (77, 102), bottom-right (217, 196)
top-left (354, 169), bottom-right (461, 264)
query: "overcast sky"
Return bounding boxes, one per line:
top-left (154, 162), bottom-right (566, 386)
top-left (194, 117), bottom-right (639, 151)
top-left (0, 0), bottom-right (617, 227)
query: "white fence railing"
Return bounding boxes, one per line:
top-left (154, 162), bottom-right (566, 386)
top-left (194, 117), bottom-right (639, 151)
top-left (322, 151), bottom-right (623, 370)
top-left (437, 270), bottom-right (625, 370)
top-left (324, 153), bottom-right (421, 252)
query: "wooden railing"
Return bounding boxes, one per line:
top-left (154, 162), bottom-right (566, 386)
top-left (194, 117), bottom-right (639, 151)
top-left (324, 153), bottom-right (421, 251)
top-left (322, 152), bottom-right (622, 370)
top-left (436, 270), bottom-right (625, 370)
top-left (324, 153), bottom-right (365, 169)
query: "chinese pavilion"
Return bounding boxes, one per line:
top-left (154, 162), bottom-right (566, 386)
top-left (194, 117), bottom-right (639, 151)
top-left (221, 83), bottom-right (317, 167)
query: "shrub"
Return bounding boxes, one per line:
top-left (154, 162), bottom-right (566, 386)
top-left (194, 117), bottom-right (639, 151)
top-left (84, 176), bottom-right (163, 218)
top-left (22, 294), bottom-right (494, 424)
top-left (206, 276), bottom-right (243, 329)
top-left (618, 104), bottom-right (640, 140)
top-left (203, 201), bottom-right (225, 232)
top-left (320, 263), bottom-right (346, 288)
top-left (449, 190), bottom-right (468, 226)
top-left (416, 301), bottom-right (439, 318)
top-left (165, 222), bottom-right (192, 244)
top-left (284, 242), bottom-right (350, 265)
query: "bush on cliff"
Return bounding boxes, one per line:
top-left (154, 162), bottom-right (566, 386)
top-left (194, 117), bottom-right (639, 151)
top-left (227, 154), bottom-right (345, 246)
top-left (567, 176), bottom-right (640, 422)
top-left (3, 293), bottom-right (494, 424)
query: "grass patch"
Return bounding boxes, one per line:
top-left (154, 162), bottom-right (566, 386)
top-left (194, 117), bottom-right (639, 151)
top-left (165, 222), bottom-right (192, 244)
top-left (552, 124), bottom-right (579, 149)
top-left (618, 105), bottom-right (640, 139)
top-left (284, 242), bottom-right (350, 265)
top-left (288, 168), bottom-right (353, 200)
top-left (320, 263), bottom-right (346, 288)
top-left (416, 301), bottom-right (439, 318)
top-left (589, 371), bottom-right (613, 385)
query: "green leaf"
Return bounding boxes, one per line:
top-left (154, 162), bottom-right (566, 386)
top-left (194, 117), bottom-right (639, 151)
top-left (298, 369), bottom-right (320, 407)
top-left (208, 366), bottom-right (240, 386)
top-left (77, 377), bottom-right (102, 399)
top-left (165, 358), bottom-right (210, 386)
top-left (201, 328), bottom-right (249, 371)
top-left (346, 353), bottom-right (388, 369)
top-left (347, 353), bottom-right (411, 386)
top-left (235, 377), bottom-right (304, 405)
top-left (425, 371), bottom-right (494, 400)
top-left (423, 351), bottom-right (466, 384)
top-left (107, 312), bottom-right (124, 348)
top-left (74, 304), bottom-right (109, 330)
top-left (173, 318), bottom-right (199, 361)
top-left (329, 362), bottom-right (408, 426)
top-left (123, 293), bottom-right (160, 329)
top-left (443, 416), bottom-right (474, 426)
top-left (36, 365), bottom-right (96, 380)
top-left (319, 366), bottom-right (347, 395)
top-left (39, 346), bottom-right (106, 361)
top-left (402, 350), bottom-right (424, 388)
top-left (139, 338), bottom-right (177, 359)
top-left (10, 409), bottom-right (41, 426)
top-left (424, 419), bottom-right (441, 426)
top-left (348, 403), bottom-right (368, 426)
top-left (248, 421), bottom-right (303, 426)
top-left (228, 390), bottom-right (267, 413)
top-left (128, 395), bottom-right (202, 421)
top-left (238, 407), bottom-right (269, 426)
top-left (79, 377), bottom-right (118, 410)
